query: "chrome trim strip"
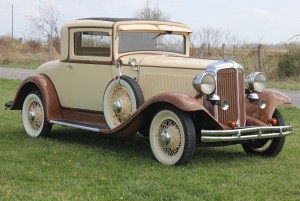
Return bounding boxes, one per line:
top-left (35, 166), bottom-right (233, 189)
top-left (206, 59), bottom-right (243, 74)
top-left (236, 68), bottom-right (240, 126)
top-left (50, 120), bottom-right (100, 132)
top-left (201, 124), bottom-right (293, 142)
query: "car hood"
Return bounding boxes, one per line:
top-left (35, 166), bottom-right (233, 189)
top-left (119, 54), bottom-right (218, 70)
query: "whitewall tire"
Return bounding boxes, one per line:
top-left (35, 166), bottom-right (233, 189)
top-left (242, 109), bottom-right (286, 156)
top-left (103, 76), bottom-right (144, 129)
top-left (22, 91), bottom-right (52, 137)
top-left (149, 106), bottom-right (196, 165)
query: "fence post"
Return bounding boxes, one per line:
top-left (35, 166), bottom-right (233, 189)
top-left (207, 43), bottom-right (211, 56)
top-left (258, 44), bottom-right (263, 71)
top-left (200, 43), bottom-right (206, 58)
top-left (233, 45), bottom-right (237, 56)
top-left (221, 43), bottom-right (226, 59)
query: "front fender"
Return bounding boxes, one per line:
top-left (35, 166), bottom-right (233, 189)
top-left (107, 93), bottom-right (224, 136)
top-left (246, 89), bottom-right (292, 123)
top-left (10, 74), bottom-right (62, 121)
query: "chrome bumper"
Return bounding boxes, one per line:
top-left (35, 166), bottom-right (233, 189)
top-left (201, 124), bottom-right (293, 142)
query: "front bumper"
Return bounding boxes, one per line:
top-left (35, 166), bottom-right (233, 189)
top-left (201, 124), bottom-right (293, 142)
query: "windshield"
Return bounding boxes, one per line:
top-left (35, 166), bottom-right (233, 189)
top-left (118, 32), bottom-right (186, 54)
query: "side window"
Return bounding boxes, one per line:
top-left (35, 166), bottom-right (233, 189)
top-left (74, 32), bottom-right (111, 57)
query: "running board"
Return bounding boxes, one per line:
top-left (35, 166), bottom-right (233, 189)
top-left (50, 120), bottom-right (108, 132)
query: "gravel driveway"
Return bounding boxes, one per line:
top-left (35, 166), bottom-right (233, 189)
top-left (0, 67), bottom-right (34, 80)
top-left (1, 67), bottom-right (299, 108)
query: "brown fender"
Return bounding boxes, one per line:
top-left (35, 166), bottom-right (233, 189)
top-left (246, 89), bottom-right (292, 123)
top-left (10, 74), bottom-right (62, 121)
top-left (103, 92), bottom-right (224, 136)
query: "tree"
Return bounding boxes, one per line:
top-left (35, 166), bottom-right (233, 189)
top-left (134, 0), bottom-right (170, 21)
top-left (26, 0), bottom-right (61, 60)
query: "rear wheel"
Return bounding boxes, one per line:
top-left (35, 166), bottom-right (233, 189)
top-left (149, 106), bottom-right (196, 165)
top-left (242, 109), bottom-right (286, 156)
top-left (22, 90), bottom-right (52, 137)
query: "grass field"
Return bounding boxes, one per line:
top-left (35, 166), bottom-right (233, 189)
top-left (0, 62), bottom-right (44, 70)
top-left (268, 78), bottom-right (300, 91)
top-left (0, 78), bottom-right (299, 200)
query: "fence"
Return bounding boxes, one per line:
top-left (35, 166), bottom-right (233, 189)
top-left (190, 43), bottom-right (287, 78)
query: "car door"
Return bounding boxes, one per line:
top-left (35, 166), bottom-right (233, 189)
top-left (57, 28), bottom-right (113, 112)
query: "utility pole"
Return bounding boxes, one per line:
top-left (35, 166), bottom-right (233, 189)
top-left (12, 4), bottom-right (14, 40)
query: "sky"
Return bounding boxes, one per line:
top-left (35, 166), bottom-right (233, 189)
top-left (0, 0), bottom-right (299, 44)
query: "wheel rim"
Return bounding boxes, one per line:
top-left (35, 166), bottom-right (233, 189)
top-left (109, 86), bottom-right (134, 126)
top-left (158, 119), bottom-right (182, 156)
top-left (150, 110), bottom-right (185, 165)
top-left (22, 94), bottom-right (45, 137)
top-left (248, 139), bottom-right (272, 152)
top-left (28, 101), bottom-right (43, 130)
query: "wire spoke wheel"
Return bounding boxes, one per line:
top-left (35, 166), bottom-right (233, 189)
top-left (150, 106), bottom-right (196, 165)
top-left (103, 76), bottom-right (144, 129)
top-left (109, 87), bottom-right (133, 125)
top-left (28, 100), bottom-right (43, 130)
top-left (158, 119), bottom-right (182, 157)
top-left (22, 91), bottom-right (52, 137)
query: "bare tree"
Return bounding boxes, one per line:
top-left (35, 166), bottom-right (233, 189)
top-left (26, 0), bottom-right (61, 60)
top-left (134, 0), bottom-right (170, 21)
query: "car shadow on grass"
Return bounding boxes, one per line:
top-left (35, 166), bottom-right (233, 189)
top-left (49, 125), bottom-right (154, 160)
top-left (48, 125), bottom-right (255, 166)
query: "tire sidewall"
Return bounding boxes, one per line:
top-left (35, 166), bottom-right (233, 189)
top-left (242, 109), bottom-right (286, 156)
top-left (149, 106), bottom-right (196, 165)
top-left (22, 92), bottom-right (45, 137)
top-left (103, 77), bottom-right (138, 129)
top-left (150, 110), bottom-right (186, 165)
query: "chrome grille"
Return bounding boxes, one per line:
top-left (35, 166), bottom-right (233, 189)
top-left (217, 68), bottom-right (245, 127)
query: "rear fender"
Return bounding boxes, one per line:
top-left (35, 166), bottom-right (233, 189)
top-left (10, 74), bottom-right (62, 121)
top-left (246, 89), bottom-right (291, 123)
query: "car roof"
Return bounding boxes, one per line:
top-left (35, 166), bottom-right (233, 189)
top-left (78, 17), bottom-right (140, 22)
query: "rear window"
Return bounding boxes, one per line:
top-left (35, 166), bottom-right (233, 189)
top-left (74, 32), bottom-right (111, 57)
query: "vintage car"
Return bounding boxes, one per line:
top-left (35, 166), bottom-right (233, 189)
top-left (6, 18), bottom-right (293, 165)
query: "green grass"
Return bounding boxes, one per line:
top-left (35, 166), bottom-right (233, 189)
top-left (0, 61), bottom-right (43, 70)
top-left (269, 78), bottom-right (300, 91)
top-left (0, 78), bottom-right (299, 200)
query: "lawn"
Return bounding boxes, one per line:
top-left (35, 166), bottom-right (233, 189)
top-left (0, 62), bottom-right (44, 70)
top-left (0, 78), bottom-right (299, 201)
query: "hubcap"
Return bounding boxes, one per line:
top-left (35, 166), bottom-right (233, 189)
top-left (112, 99), bottom-right (123, 115)
top-left (28, 109), bottom-right (36, 122)
top-left (160, 130), bottom-right (171, 146)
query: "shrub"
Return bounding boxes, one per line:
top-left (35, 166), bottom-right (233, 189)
top-left (278, 45), bottom-right (300, 78)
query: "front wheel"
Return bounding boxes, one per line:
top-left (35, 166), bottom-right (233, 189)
top-left (149, 106), bottom-right (196, 165)
top-left (22, 90), bottom-right (52, 137)
top-left (241, 109), bottom-right (286, 156)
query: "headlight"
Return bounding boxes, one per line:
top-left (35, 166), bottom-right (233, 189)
top-left (245, 72), bottom-right (267, 92)
top-left (193, 73), bottom-right (216, 95)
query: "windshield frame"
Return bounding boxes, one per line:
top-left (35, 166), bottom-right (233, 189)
top-left (116, 30), bottom-right (187, 55)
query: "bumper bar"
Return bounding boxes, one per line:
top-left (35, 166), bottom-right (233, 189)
top-left (201, 124), bottom-right (293, 142)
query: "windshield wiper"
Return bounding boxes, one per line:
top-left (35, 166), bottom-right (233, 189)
top-left (153, 31), bottom-right (173, 39)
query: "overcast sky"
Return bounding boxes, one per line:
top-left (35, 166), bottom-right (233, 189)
top-left (0, 0), bottom-right (299, 44)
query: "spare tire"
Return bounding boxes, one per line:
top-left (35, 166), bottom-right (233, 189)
top-left (103, 76), bottom-right (144, 129)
